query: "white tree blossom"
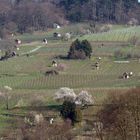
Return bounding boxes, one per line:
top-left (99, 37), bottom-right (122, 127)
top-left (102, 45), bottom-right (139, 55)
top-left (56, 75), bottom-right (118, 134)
top-left (75, 90), bottom-right (94, 105)
top-left (4, 86), bottom-right (12, 91)
top-left (34, 114), bottom-right (44, 125)
top-left (54, 88), bottom-right (94, 106)
top-left (54, 87), bottom-right (76, 102)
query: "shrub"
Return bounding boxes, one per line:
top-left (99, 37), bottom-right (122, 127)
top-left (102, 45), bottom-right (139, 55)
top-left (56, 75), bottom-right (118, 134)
top-left (8, 119), bottom-right (73, 139)
top-left (126, 53), bottom-right (132, 59)
top-left (68, 39), bottom-right (92, 59)
top-left (30, 97), bottom-right (45, 107)
top-left (114, 50), bottom-right (125, 59)
top-left (99, 24), bottom-right (112, 32)
top-left (127, 18), bottom-right (139, 26)
top-left (45, 70), bottom-right (59, 76)
top-left (129, 35), bottom-right (139, 47)
top-left (57, 63), bottom-right (67, 71)
top-left (114, 50), bottom-right (140, 59)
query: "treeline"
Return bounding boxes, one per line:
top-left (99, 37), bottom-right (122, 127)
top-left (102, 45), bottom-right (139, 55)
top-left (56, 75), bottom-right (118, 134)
top-left (0, 0), bottom-right (65, 37)
top-left (0, 0), bottom-right (140, 37)
top-left (59, 0), bottom-right (140, 22)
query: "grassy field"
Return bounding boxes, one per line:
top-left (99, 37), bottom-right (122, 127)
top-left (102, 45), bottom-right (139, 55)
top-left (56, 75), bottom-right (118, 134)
top-left (79, 26), bottom-right (140, 41)
top-left (0, 23), bottom-right (140, 134)
top-left (17, 23), bottom-right (140, 43)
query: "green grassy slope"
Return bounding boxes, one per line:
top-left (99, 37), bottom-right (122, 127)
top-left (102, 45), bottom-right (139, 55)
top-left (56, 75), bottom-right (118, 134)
top-left (0, 24), bottom-right (140, 133)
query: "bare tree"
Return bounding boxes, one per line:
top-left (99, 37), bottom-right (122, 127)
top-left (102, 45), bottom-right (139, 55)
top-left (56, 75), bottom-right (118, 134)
top-left (98, 89), bottom-right (140, 140)
top-left (13, 119), bottom-right (73, 140)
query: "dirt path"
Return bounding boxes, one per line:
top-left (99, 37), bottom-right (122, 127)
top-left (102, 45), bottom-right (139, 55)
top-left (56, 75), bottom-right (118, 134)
top-left (21, 46), bottom-right (43, 55)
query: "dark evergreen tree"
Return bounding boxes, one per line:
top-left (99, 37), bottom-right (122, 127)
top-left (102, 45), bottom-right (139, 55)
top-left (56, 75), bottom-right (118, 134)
top-left (68, 39), bottom-right (92, 59)
top-left (61, 101), bottom-right (82, 124)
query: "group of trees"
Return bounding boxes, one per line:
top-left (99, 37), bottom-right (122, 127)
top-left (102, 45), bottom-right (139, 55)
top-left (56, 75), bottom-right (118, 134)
top-left (1, 85), bottom-right (140, 139)
top-left (53, 88), bottom-right (140, 139)
top-left (54, 87), bottom-right (93, 124)
top-left (0, 0), bottom-right (65, 37)
top-left (0, 0), bottom-right (139, 37)
top-left (6, 119), bottom-right (73, 140)
top-left (59, 0), bottom-right (140, 23)
top-left (97, 89), bottom-right (140, 140)
top-left (0, 39), bottom-right (17, 60)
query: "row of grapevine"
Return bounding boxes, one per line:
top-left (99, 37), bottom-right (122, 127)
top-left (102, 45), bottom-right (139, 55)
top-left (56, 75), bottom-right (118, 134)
top-left (81, 26), bottom-right (140, 42)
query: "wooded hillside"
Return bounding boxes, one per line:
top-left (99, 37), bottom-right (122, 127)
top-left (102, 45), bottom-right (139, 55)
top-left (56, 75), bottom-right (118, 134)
top-left (59, 0), bottom-right (140, 22)
top-left (0, 0), bottom-right (139, 36)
